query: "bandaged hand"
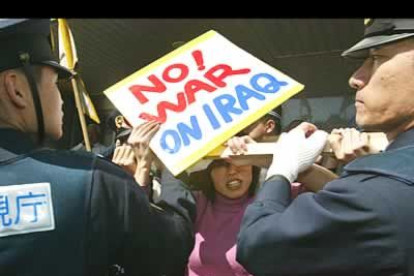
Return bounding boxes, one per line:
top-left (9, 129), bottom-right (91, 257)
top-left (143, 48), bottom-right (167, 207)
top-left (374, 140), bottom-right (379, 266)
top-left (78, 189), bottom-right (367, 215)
top-left (266, 122), bottom-right (328, 183)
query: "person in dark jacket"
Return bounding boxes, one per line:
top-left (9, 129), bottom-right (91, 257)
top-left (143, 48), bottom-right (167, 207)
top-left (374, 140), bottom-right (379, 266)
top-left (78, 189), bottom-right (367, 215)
top-left (237, 18), bottom-right (414, 276)
top-left (0, 18), bottom-right (193, 276)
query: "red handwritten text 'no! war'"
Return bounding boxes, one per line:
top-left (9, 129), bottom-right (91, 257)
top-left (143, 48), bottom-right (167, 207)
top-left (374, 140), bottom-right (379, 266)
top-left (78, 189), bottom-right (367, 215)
top-left (128, 50), bottom-right (251, 123)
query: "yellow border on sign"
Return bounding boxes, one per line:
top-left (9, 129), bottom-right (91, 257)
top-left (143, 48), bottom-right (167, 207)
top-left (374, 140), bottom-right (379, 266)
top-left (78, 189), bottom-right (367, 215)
top-left (103, 30), bottom-right (217, 97)
top-left (205, 144), bottom-right (227, 157)
top-left (169, 83), bottom-right (305, 176)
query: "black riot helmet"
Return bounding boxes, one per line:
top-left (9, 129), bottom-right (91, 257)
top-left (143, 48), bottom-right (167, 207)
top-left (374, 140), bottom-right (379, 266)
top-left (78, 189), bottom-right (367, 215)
top-left (0, 19), bottom-right (73, 144)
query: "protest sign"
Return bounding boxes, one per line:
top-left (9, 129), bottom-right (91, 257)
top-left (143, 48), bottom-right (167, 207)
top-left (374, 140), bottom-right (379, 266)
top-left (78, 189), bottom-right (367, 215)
top-left (104, 30), bottom-right (304, 175)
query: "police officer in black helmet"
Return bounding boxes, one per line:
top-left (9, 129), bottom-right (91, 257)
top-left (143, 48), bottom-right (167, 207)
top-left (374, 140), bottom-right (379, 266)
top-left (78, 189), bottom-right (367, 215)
top-left (0, 19), bottom-right (193, 276)
top-left (237, 19), bottom-right (414, 276)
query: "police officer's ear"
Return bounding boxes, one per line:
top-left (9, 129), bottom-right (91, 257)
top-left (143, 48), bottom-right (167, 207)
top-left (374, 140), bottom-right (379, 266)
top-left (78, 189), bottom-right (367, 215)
top-left (264, 119), bottom-right (276, 135)
top-left (1, 69), bottom-right (30, 108)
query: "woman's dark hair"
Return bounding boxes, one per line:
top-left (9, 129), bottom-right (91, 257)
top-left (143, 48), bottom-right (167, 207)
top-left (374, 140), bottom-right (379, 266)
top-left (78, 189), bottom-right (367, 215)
top-left (188, 160), bottom-right (261, 202)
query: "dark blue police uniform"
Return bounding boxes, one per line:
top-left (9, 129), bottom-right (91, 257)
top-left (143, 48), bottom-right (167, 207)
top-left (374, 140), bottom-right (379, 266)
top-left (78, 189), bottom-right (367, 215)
top-left (237, 127), bottom-right (414, 276)
top-left (237, 18), bottom-right (414, 276)
top-left (0, 19), bottom-right (193, 276)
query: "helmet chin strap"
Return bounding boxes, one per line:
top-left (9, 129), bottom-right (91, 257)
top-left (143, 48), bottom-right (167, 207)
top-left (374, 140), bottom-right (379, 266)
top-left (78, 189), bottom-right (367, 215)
top-left (19, 52), bottom-right (45, 145)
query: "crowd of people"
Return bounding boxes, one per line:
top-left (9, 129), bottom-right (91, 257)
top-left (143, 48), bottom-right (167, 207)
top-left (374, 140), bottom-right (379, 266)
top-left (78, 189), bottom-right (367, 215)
top-left (1, 18), bottom-right (414, 276)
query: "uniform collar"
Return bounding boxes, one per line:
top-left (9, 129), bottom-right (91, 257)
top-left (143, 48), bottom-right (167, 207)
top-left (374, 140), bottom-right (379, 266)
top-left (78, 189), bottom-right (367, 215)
top-left (343, 128), bottom-right (414, 184)
top-left (386, 128), bottom-right (414, 151)
top-left (0, 128), bottom-right (36, 155)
